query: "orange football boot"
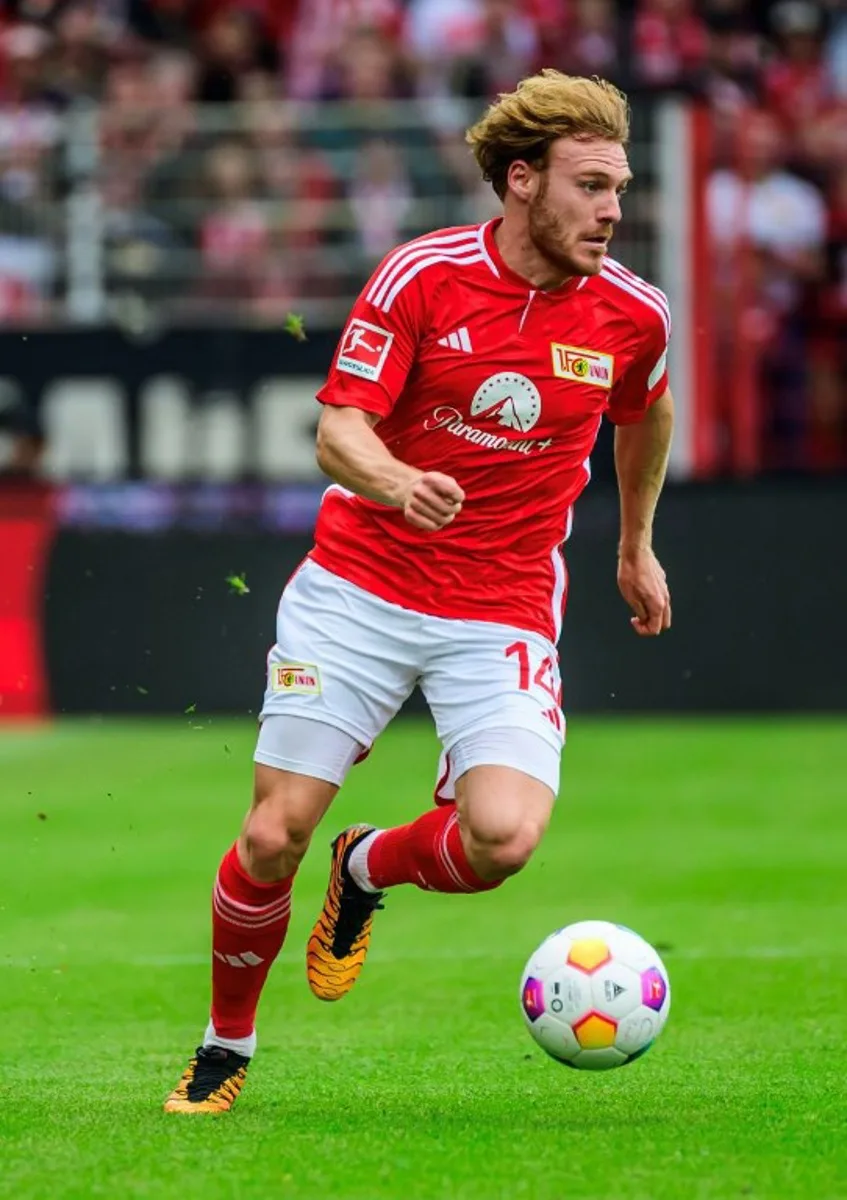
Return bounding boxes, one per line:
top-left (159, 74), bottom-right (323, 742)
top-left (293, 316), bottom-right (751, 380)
top-left (306, 825), bottom-right (385, 1001)
top-left (163, 1045), bottom-right (250, 1114)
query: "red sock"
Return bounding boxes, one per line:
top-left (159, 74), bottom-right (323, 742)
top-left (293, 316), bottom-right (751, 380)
top-left (210, 843), bottom-right (294, 1040)
top-left (367, 804), bottom-right (501, 894)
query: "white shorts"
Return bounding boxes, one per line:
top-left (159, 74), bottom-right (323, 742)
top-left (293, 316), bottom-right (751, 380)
top-left (258, 559), bottom-right (565, 788)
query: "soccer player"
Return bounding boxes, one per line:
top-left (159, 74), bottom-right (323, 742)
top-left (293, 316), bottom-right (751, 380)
top-left (165, 69), bottom-right (674, 1113)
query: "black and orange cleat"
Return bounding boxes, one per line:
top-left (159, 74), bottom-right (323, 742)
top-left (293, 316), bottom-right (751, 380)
top-left (306, 824), bottom-right (385, 1001)
top-left (163, 1045), bottom-right (250, 1114)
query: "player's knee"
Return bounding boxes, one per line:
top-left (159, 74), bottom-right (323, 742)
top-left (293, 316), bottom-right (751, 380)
top-left (466, 818), bottom-right (545, 880)
top-left (242, 807), bottom-right (314, 874)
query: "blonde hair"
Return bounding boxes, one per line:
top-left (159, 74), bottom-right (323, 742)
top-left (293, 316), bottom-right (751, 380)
top-left (466, 70), bottom-right (630, 200)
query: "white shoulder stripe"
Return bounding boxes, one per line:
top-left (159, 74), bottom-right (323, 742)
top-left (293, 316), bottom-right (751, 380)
top-left (367, 232), bottom-right (480, 306)
top-left (602, 260), bottom-right (670, 319)
top-left (600, 268), bottom-right (670, 340)
top-left (372, 241), bottom-right (481, 309)
top-left (603, 255), bottom-right (668, 296)
top-left (476, 221), bottom-right (500, 278)
top-left (381, 252), bottom-right (484, 312)
top-left (603, 258), bottom-right (670, 322)
top-left (370, 240), bottom-right (480, 310)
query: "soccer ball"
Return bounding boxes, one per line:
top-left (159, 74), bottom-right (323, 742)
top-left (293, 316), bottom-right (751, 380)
top-left (520, 920), bottom-right (671, 1070)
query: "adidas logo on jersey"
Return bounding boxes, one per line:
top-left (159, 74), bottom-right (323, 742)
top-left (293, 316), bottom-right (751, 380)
top-left (437, 327), bottom-right (473, 353)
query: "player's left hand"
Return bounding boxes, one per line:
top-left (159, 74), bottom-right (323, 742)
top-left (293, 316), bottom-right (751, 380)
top-left (617, 546), bottom-right (671, 637)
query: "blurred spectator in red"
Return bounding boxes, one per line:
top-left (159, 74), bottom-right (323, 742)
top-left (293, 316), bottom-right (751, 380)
top-left (198, 140), bottom-right (268, 307)
top-left (50, 0), bottom-right (112, 103)
top-left (764, 1), bottom-right (834, 134)
top-left (100, 49), bottom-right (158, 162)
top-left (708, 109), bottom-right (827, 468)
top-left (808, 166), bottom-right (847, 468)
top-left (406, 0), bottom-right (539, 98)
top-left (709, 110), bottom-right (826, 325)
top-left (134, 48), bottom-right (206, 252)
top-left (243, 86), bottom-right (336, 252)
top-left (0, 21), bottom-right (58, 105)
top-left (402, 0), bottom-right (481, 68)
top-left (147, 47), bottom-right (198, 153)
top-left (797, 87), bottom-right (847, 172)
top-left (320, 23), bottom-right (409, 101)
top-left (633, 0), bottom-right (709, 90)
top-left (557, 0), bottom-right (621, 80)
top-left (241, 87), bottom-right (339, 312)
top-left (195, 7), bottom-right (278, 103)
top-left (699, 2), bottom-right (763, 128)
top-left (285, 0), bottom-right (402, 100)
top-left (348, 137), bottom-right (412, 259)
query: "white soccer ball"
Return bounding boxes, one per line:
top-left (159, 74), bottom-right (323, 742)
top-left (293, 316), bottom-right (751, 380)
top-left (520, 920), bottom-right (671, 1070)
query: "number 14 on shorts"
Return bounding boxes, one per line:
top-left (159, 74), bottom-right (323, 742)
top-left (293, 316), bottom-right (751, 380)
top-left (505, 640), bottom-right (564, 735)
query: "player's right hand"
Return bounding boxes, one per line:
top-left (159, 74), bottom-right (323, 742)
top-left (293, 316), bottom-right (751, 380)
top-left (403, 471), bottom-right (465, 532)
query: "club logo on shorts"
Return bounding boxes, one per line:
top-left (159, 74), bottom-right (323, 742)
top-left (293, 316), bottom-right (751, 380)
top-left (470, 372), bottom-right (542, 433)
top-left (337, 319), bottom-right (393, 381)
top-left (271, 663), bottom-right (322, 695)
top-left (551, 344), bottom-right (615, 389)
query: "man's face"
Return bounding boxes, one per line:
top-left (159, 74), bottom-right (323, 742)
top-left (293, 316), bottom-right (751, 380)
top-left (519, 137), bottom-right (631, 277)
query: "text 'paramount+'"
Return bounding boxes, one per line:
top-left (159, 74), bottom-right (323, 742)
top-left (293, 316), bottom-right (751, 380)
top-left (423, 406), bottom-right (553, 455)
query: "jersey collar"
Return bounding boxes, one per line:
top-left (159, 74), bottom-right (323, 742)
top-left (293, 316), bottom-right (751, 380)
top-left (482, 218), bottom-right (587, 299)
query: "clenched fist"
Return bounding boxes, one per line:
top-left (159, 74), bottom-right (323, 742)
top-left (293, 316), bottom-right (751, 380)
top-left (402, 471), bottom-right (465, 532)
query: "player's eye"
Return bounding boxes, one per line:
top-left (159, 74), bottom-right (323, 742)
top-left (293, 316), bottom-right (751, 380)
top-left (580, 181), bottom-right (601, 194)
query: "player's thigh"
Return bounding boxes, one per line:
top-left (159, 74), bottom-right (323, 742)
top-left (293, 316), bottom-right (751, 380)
top-left (260, 558), bottom-right (421, 750)
top-left (252, 713), bottom-right (364, 817)
top-left (247, 716), bottom-right (366, 864)
top-left (248, 762), bottom-right (337, 856)
top-left (421, 616), bottom-right (565, 781)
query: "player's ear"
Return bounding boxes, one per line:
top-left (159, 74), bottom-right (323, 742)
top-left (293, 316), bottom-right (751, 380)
top-left (507, 159), bottom-right (535, 203)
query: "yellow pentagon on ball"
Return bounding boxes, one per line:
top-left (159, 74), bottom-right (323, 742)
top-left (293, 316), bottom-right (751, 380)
top-left (573, 1011), bottom-right (618, 1049)
top-left (567, 938), bottom-right (611, 974)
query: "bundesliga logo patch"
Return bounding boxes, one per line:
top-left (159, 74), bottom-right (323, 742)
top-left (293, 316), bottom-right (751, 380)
top-left (551, 344), bottom-right (615, 390)
top-left (271, 663), bottom-right (322, 695)
top-left (337, 318), bottom-right (393, 381)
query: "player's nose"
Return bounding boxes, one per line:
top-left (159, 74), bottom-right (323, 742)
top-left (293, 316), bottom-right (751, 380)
top-left (598, 194), bottom-right (621, 225)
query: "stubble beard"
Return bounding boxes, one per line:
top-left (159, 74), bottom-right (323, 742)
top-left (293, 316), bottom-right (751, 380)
top-left (527, 184), bottom-right (604, 281)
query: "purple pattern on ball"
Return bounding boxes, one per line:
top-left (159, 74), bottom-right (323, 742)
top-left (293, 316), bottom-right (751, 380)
top-left (641, 967), bottom-right (667, 1011)
top-left (522, 976), bottom-right (545, 1022)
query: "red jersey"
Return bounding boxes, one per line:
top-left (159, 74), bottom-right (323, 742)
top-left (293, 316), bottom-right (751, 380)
top-left (312, 219), bottom-right (670, 643)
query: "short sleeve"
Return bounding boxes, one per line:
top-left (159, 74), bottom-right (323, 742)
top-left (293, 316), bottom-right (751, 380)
top-left (605, 309), bottom-right (670, 426)
top-left (316, 256), bottom-right (428, 420)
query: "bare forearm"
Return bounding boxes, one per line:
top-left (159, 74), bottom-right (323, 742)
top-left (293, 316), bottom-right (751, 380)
top-left (316, 408), bottom-right (420, 506)
top-left (614, 388), bottom-right (674, 553)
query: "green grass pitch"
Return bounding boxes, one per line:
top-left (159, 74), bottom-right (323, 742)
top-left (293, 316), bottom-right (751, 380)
top-left (2, 716), bottom-right (846, 1199)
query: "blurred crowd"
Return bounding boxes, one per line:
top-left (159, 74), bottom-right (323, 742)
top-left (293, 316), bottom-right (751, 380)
top-left (0, 0), bottom-right (844, 472)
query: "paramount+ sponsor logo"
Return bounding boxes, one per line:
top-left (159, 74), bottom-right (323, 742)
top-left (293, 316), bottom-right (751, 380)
top-left (423, 372), bottom-right (553, 456)
top-left (271, 663), bottom-right (322, 695)
top-left (551, 344), bottom-right (615, 390)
